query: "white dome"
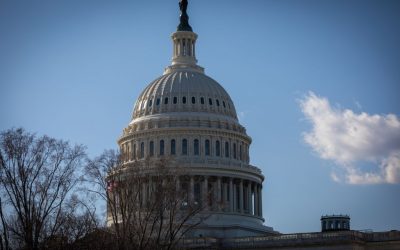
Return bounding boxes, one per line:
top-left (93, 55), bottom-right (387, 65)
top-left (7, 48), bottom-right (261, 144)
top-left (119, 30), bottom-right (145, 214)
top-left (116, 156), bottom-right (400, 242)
top-left (114, 7), bottom-right (273, 236)
top-left (132, 70), bottom-right (237, 121)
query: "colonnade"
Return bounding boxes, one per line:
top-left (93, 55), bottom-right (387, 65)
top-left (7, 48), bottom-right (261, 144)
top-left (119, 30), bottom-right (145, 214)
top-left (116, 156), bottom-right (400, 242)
top-left (174, 38), bottom-right (196, 58)
top-left (120, 137), bottom-right (250, 164)
top-left (108, 174), bottom-right (263, 218)
top-left (177, 175), bottom-right (263, 217)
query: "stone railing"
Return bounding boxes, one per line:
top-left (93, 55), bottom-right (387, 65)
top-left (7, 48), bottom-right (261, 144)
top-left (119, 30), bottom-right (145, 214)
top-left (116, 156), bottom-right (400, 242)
top-left (179, 230), bottom-right (400, 249)
top-left (178, 157), bottom-right (262, 174)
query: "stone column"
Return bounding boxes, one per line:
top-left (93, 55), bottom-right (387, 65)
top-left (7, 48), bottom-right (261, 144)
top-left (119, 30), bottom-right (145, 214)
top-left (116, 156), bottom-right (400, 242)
top-left (229, 178), bottom-right (234, 212)
top-left (190, 176), bottom-right (194, 204)
top-left (203, 176), bottom-right (208, 210)
top-left (217, 177), bottom-right (222, 210)
top-left (176, 176), bottom-right (180, 194)
top-left (129, 140), bottom-right (134, 161)
top-left (121, 143), bottom-right (126, 162)
top-left (182, 38), bottom-right (186, 56)
top-left (210, 179), bottom-right (217, 211)
top-left (179, 39), bottom-right (183, 56)
top-left (247, 182), bottom-right (252, 215)
top-left (254, 184), bottom-right (258, 216)
top-left (148, 177), bottom-right (153, 203)
top-left (128, 143), bottom-right (131, 161)
top-left (142, 181), bottom-right (147, 207)
top-left (188, 39), bottom-right (192, 56)
top-left (223, 182), bottom-right (228, 211)
top-left (175, 39), bottom-right (179, 57)
top-left (193, 40), bottom-right (196, 57)
top-left (259, 185), bottom-right (263, 217)
top-left (239, 179), bottom-right (244, 213)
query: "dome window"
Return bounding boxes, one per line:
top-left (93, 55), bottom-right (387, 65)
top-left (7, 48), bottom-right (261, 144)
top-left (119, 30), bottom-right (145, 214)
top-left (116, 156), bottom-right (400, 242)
top-left (156, 98), bottom-right (160, 105)
top-left (164, 97), bottom-right (169, 104)
top-left (148, 99), bottom-right (153, 107)
top-left (200, 97), bottom-right (205, 104)
top-left (149, 141), bottom-right (154, 156)
top-left (182, 139), bottom-right (188, 155)
top-left (239, 145), bottom-right (242, 160)
top-left (159, 140), bottom-right (164, 156)
top-left (140, 142), bottom-right (145, 159)
top-left (223, 101), bottom-right (226, 108)
top-left (233, 143), bottom-right (237, 159)
top-left (216, 140), bottom-right (221, 157)
top-left (208, 98), bottom-right (213, 105)
top-left (205, 139), bottom-right (210, 156)
top-left (182, 96), bottom-right (187, 104)
top-left (225, 142), bottom-right (230, 158)
top-left (171, 139), bottom-right (176, 155)
top-left (216, 99), bottom-right (220, 106)
top-left (173, 97), bottom-right (178, 104)
top-left (191, 97), bottom-right (196, 104)
top-left (194, 139), bottom-right (199, 155)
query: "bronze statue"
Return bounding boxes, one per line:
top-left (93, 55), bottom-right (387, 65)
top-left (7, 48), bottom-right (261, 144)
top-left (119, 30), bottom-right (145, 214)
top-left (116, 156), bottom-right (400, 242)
top-left (179, 0), bottom-right (188, 15)
top-left (177, 0), bottom-right (192, 31)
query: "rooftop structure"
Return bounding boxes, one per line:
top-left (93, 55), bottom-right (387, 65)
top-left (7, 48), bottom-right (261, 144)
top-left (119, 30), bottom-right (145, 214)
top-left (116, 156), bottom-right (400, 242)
top-left (321, 214), bottom-right (351, 232)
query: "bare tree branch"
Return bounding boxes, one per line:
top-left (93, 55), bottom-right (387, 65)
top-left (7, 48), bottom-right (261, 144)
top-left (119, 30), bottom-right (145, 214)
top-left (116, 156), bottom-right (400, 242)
top-left (85, 150), bottom-right (209, 250)
top-left (0, 128), bottom-right (89, 250)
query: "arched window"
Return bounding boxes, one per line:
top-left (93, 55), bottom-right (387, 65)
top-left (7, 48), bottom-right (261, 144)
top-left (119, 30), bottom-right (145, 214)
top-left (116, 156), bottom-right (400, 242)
top-left (159, 140), bottom-right (164, 156)
top-left (205, 139), bottom-right (210, 156)
top-left (225, 142), bottom-right (229, 158)
top-left (171, 139), bottom-right (176, 155)
top-left (182, 96), bottom-right (186, 104)
top-left (164, 97), bottom-right (169, 104)
top-left (239, 145), bottom-right (242, 160)
top-left (233, 143), bottom-right (237, 159)
top-left (216, 140), bottom-right (221, 157)
top-left (149, 141), bottom-right (154, 156)
top-left (140, 142), bottom-right (145, 158)
top-left (208, 98), bottom-right (213, 105)
top-left (173, 97), bottom-right (178, 104)
top-left (216, 99), bottom-right (220, 106)
top-left (133, 143), bottom-right (136, 159)
top-left (194, 139), bottom-right (199, 155)
top-left (200, 97), bottom-right (205, 104)
top-left (156, 98), bottom-right (160, 105)
top-left (182, 139), bottom-right (188, 155)
top-left (223, 101), bottom-right (226, 108)
top-left (191, 96), bottom-right (196, 104)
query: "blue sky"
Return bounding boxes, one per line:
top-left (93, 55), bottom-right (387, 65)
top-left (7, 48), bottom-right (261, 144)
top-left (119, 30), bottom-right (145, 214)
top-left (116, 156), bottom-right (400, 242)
top-left (1, 0), bottom-right (399, 233)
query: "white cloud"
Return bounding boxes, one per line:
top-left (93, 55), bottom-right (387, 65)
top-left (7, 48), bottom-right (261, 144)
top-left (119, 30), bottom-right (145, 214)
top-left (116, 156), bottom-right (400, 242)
top-left (300, 92), bottom-right (400, 184)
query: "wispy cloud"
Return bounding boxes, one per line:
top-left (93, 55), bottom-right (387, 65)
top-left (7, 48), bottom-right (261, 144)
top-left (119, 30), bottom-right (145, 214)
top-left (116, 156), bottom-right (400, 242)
top-left (299, 92), bottom-right (400, 184)
top-left (354, 100), bottom-right (362, 110)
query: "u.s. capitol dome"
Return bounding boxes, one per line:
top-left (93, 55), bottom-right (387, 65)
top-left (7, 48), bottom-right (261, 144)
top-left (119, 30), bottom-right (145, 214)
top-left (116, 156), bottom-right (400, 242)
top-left (115, 0), bottom-right (275, 238)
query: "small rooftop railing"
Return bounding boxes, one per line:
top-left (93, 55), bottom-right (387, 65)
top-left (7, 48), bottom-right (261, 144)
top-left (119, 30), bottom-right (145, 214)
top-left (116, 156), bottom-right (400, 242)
top-left (179, 230), bottom-right (400, 249)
